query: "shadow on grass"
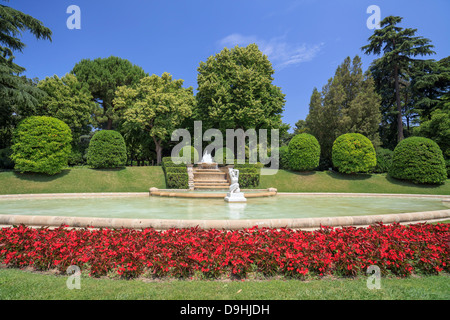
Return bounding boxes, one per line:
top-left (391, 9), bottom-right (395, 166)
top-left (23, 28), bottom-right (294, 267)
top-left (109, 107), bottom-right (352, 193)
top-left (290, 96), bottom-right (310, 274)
top-left (325, 170), bottom-right (372, 181)
top-left (385, 174), bottom-right (443, 189)
top-left (89, 167), bottom-right (126, 172)
top-left (13, 169), bottom-right (71, 182)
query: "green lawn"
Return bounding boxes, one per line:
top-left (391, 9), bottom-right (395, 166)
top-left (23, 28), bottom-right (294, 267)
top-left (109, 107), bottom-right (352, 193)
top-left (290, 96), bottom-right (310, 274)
top-left (0, 268), bottom-right (448, 300)
top-left (260, 169), bottom-right (450, 195)
top-left (0, 166), bottom-right (448, 195)
top-left (0, 166), bottom-right (166, 194)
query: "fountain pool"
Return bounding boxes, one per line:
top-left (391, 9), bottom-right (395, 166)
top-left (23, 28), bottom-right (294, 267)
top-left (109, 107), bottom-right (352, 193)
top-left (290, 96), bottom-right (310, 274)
top-left (0, 193), bottom-right (448, 220)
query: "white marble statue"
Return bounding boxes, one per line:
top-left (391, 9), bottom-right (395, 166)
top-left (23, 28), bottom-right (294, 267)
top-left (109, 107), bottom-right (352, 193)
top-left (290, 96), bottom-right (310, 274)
top-left (224, 168), bottom-right (246, 202)
top-left (228, 168), bottom-right (240, 194)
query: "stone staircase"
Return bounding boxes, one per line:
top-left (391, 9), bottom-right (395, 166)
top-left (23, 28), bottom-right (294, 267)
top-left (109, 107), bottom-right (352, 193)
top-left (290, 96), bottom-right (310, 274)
top-left (192, 167), bottom-right (230, 190)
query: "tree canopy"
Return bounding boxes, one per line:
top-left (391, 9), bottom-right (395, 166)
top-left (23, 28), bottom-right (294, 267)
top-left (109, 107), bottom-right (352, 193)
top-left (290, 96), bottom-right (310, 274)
top-left (113, 72), bottom-right (196, 165)
top-left (71, 56), bottom-right (147, 130)
top-left (196, 44), bottom-right (285, 132)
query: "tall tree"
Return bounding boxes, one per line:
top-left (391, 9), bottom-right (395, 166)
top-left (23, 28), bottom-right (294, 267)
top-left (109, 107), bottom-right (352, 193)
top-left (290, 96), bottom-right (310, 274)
top-left (0, 0), bottom-right (52, 147)
top-left (37, 74), bottom-right (98, 144)
top-left (196, 44), bottom-right (285, 132)
top-left (71, 56), bottom-right (147, 130)
top-left (305, 56), bottom-right (381, 162)
top-left (113, 73), bottom-right (196, 165)
top-left (361, 16), bottom-right (435, 143)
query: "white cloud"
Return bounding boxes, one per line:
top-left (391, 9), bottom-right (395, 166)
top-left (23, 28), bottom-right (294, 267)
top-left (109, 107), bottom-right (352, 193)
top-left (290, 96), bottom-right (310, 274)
top-left (218, 33), bottom-right (324, 70)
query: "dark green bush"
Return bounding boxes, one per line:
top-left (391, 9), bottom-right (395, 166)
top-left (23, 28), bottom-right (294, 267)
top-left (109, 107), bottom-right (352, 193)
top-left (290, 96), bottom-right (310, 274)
top-left (288, 133), bottom-right (320, 171)
top-left (278, 145), bottom-right (290, 170)
top-left (166, 173), bottom-right (188, 189)
top-left (162, 157), bottom-right (186, 172)
top-left (11, 116), bottom-right (72, 175)
top-left (332, 133), bottom-right (376, 174)
top-left (389, 137), bottom-right (446, 184)
top-left (232, 165), bottom-right (261, 188)
top-left (373, 148), bottom-right (393, 173)
top-left (446, 159), bottom-right (450, 178)
top-left (86, 130), bottom-right (127, 168)
top-left (68, 148), bottom-right (85, 166)
top-left (0, 147), bottom-right (14, 169)
top-left (178, 146), bottom-right (199, 164)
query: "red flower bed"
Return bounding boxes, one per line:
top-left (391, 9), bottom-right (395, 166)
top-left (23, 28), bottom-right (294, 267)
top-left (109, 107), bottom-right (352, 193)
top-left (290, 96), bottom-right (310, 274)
top-left (0, 222), bottom-right (448, 279)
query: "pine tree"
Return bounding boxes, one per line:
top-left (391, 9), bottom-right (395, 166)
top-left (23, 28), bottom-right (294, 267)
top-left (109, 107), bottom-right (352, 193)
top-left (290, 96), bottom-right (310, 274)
top-left (0, 1), bottom-right (52, 147)
top-left (361, 16), bottom-right (435, 143)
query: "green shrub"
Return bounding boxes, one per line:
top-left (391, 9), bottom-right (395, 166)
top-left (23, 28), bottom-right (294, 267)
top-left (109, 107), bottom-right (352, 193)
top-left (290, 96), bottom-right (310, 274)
top-left (165, 166), bottom-right (188, 174)
top-left (68, 148), bottom-right (85, 166)
top-left (446, 159), bottom-right (450, 178)
top-left (162, 157), bottom-right (186, 172)
top-left (86, 130), bottom-right (127, 168)
top-left (11, 116), bottom-right (72, 175)
top-left (278, 145), bottom-right (290, 170)
top-left (166, 173), bottom-right (188, 189)
top-left (389, 137), bottom-right (446, 184)
top-left (332, 133), bottom-right (376, 174)
top-left (0, 147), bottom-right (14, 169)
top-left (288, 133), bottom-right (320, 171)
top-left (232, 164), bottom-right (261, 188)
top-left (178, 146), bottom-right (199, 164)
top-left (373, 148), bottom-right (393, 173)
top-left (214, 147), bottom-right (234, 164)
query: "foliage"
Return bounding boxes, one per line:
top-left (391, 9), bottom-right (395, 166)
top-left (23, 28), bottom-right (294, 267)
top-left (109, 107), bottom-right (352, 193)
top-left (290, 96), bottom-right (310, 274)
top-left (11, 116), bottom-right (72, 175)
top-left (305, 56), bottom-right (381, 161)
top-left (413, 104), bottom-right (450, 160)
top-left (37, 74), bottom-right (96, 143)
top-left (362, 15), bottom-right (435, 143)
top-left (86, 130), bottom-right (127, 169)
top-left (389, 136), bottom-right (446, 184)
top-left (196, 44), bottom-right (285, 132)
top-left (1, 223), bottom-right (448, 279)
top-left (373, 148), bottom-right (393, 174)
top-left (166, 172), bottom-right (189, 189)
top-left (0, 147), bottom-right (13, 169)
top-left (71, 56), bottom-right (147, 130)
top-left (178, 146), bottom-right (199, 164)
top-left (214, 147), bottom-right (234, 165)
top-left (236, 167), bottom-right (260, 188)
top-left (287, 133), bottom-right (320, 171)
top-left (113, 73), bottom-right (195, 165)
top-left (332, 133), bottom-right (376, 174)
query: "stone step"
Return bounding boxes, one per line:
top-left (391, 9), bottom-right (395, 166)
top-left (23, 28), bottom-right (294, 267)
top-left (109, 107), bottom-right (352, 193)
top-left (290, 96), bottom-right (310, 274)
top-left (194, 182), bottom-right (230, 186)
top-left (193, 179), bottom-right (229, 183)
top-left (194, 185), bottom-right (230, 189)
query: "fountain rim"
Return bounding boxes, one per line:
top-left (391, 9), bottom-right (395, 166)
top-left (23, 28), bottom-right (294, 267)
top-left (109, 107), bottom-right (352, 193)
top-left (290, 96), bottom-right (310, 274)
top-left (0, 191), bottom-right (448, 230)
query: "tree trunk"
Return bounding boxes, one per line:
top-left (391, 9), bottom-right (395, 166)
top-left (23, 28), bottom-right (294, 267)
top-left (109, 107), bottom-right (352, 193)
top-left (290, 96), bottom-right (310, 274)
top-left (394, 64), bottom-right (404, 142)
top-left (106, 118), bottom-right (113, 130)
top-left (153, 137), bottom-right (162, 165)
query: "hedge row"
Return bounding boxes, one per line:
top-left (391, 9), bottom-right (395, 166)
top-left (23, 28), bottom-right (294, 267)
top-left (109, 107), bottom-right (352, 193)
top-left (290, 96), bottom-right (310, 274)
top-left (162, 157), bottom-right (188, 189)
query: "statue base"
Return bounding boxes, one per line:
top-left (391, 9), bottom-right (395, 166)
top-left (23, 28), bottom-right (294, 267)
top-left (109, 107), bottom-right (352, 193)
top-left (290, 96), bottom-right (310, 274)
top-left (224, 192), bottom-right (247, 202)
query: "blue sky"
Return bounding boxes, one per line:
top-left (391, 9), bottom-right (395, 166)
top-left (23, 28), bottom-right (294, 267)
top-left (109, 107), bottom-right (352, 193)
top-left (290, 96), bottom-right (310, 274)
top-left (11, 0), bottom-right (450, 131)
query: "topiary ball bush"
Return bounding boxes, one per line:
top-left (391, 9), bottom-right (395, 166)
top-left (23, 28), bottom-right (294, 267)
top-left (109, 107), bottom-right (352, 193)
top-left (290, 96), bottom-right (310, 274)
top-left (332, 133), bottom-right (376, 174)
top-left (11, 116), bottom-right (72, 175)
top-left (86, 130), bottom-right (127, 168)
top-left (288, 133), bottom-right (320, 171)
top-left (178, 146), bottom-right (200, 164)
top-left (214, 147), bottom-right (234, 165)
top-left (389, 137), bottom-right (446, 184)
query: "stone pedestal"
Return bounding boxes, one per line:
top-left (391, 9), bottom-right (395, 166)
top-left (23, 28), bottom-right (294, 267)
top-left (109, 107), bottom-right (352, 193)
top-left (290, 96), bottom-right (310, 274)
top-left (224, 192), bottom-right (247, 202)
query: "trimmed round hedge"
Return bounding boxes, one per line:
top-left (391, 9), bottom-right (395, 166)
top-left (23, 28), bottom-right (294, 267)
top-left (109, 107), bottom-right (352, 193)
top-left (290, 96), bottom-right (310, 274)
top-left (332, 133), bottom-right (376, 174)
top-left (178, 146), bottom-right (199, 164)
top-left (288, 133), bottom-right (320, 171)
top-left (86, 130), bottom-right (127, 168)
top-left (214, 147), bottom-right (234, 164)
top-left (11, 116), bottom-right (72, 175)
top-left (389, 136), bottom-right (446, 184)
